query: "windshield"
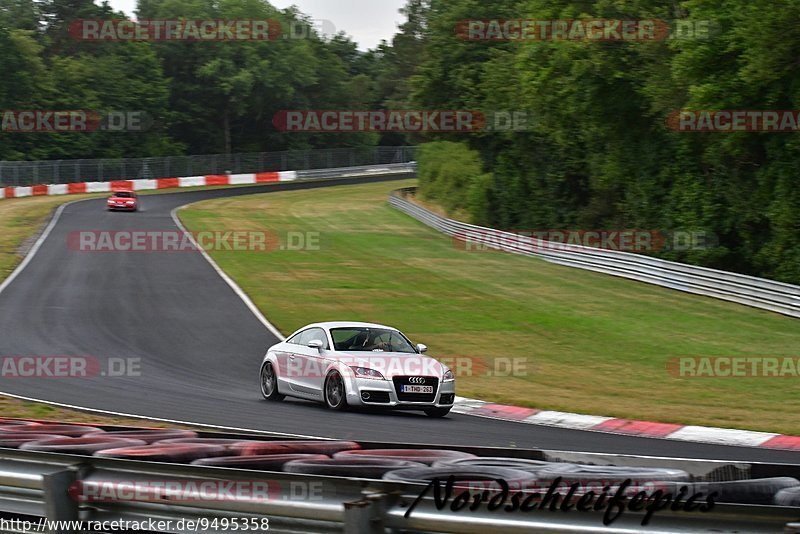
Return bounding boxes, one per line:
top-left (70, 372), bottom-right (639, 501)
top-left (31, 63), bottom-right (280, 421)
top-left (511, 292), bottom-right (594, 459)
top-left (113, 191), bottom-right (133, 198)
top-left (330, 327), bottom-right (416, 353)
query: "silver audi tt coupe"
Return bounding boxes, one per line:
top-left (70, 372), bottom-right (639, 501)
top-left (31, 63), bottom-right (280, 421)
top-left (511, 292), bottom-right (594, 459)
top-left (259, 322), bottom-right (456, 417)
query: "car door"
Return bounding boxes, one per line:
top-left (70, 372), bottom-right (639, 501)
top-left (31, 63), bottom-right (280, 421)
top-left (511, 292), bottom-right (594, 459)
top-left (290, 327), bottom-right (330, 398)
top-left (274, 334), bottom-right (302, 391)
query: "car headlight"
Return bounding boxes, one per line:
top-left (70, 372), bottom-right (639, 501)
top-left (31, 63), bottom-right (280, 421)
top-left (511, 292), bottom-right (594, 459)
top-left (349, 366), bottom-right (385, 380)
top-left (443, 369), bottom-right (455, 381)
top-left (126, 201), bottom-right (135, 204)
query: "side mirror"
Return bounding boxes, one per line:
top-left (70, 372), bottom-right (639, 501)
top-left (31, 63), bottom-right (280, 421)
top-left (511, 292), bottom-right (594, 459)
top-left (308, 339), bottom-right (325, 350)
top-left (416, 343), bottom-right (428, 353)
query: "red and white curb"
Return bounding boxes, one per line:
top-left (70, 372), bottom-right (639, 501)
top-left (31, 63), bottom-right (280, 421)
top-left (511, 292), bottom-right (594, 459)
top-left (0, 171), bottom-right (298, 200)
top-left (452, 396), bottom-right (800, 451)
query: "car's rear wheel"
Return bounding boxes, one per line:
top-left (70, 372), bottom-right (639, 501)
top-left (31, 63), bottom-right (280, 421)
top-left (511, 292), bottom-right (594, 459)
top-left (424, 407), bottom-right (452, 418)
top-left (260, 362), bottom-right (284, 401)
top-left (324, 371), bottom-right (347, 411)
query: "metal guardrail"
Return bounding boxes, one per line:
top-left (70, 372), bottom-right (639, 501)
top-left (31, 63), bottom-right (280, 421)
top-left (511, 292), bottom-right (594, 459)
top-left (389, 188), bottom-right (800, 319)
top-left (295, 163), bottom-right (417, 181)
top-left (0, 147), bottom-right (418, 187)
top-left (0, 431), bottom-right (798, 533)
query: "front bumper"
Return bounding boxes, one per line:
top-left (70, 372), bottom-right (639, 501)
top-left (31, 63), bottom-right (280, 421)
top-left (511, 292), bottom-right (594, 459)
top-left (345, 375), bottom-right (456, 409)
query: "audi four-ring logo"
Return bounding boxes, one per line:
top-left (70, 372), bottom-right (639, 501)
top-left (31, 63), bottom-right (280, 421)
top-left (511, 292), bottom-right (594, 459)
top-left (409, 376), bottom-right (426, 384)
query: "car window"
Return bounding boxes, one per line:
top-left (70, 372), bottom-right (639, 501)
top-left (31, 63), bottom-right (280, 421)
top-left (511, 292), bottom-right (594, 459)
top-left (286, 330), bottom-right (306, 345)
top-left (330, 327), bottom-right (415, 352)
top-left (289, 328), bottom-right (328, 349)
top-left (305, 328), bottom-right (329, 349)
top-left (113, 191), bottom-right (133, 198)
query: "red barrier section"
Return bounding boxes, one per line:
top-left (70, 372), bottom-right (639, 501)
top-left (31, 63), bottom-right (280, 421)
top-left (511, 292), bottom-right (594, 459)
top-left (192, 454), bottom-right (329, 470)
top-left (68, 182), bottom-right (87, 194)
top-left (101, 429), bottom-right (198, 444)
top-left (204, 175), bottom-right (230, 186)
top-left (21, 436), bottom-right (148, 454)
top-left (0, 433), bottom-right (69, 448)
top-left (31, 185), bottom-right (49, 196)
top-left (232, 440), bottom-right (360, 457)
top-left (0, 419), bottom-right (39, 426)
top-left (156, 438), bottom-right (256, 452)
top-left (157, 178), bottom-right (180, 189)
top-left (94, 443), bottom-right (227, 463)
top-left (110, 180), bottom-right (133, 191)
top-left (255, 172), bottom-right (280, 183)
top-left (0, 424), bottom-right (104, 437)
top-left (334, 449), bottom-right (476, 465)
top-left (4, 187), bottom-right (15, 198)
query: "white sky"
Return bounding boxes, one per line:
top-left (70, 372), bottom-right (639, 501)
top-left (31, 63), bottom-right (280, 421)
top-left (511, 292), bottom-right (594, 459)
top-left (106, 0), bottom-right (407, 50)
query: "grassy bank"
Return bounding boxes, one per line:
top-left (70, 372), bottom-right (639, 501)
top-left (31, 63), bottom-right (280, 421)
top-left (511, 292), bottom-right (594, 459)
top-left (179, 179), bottom-right (800, 434)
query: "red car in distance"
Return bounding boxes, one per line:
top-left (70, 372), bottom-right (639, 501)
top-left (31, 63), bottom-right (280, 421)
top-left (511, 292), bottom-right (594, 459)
top-left (106, 190), bottom-right (138, 212)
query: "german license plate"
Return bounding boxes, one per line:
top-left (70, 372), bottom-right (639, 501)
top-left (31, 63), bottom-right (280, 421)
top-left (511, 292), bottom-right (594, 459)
top-left (402, 385), bottom-right (433, 394)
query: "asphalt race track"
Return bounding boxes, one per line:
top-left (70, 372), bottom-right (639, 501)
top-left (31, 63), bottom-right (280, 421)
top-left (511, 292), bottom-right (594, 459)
top-left (0, 174), bottom-right (796, 463)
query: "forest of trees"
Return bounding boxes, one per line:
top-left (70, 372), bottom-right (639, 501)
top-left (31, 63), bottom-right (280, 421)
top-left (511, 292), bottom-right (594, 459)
top-left (0, 0), bottom-right (798, 283)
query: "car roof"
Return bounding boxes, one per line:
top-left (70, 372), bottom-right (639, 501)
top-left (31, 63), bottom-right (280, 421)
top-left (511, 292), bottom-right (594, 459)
top-left (299, 321), bottom-right (399, 331)
top-left (110, 190), bottom-right (135, 194)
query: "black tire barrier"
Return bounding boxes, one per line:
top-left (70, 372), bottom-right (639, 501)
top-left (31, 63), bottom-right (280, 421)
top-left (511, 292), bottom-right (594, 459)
top-left (0, 433), bottom-right (70, 448)
top-left (232, 440), bottom-right (361, 457)
top-left (334, 449), bottom-right (476, 465)
top-left (432, 457), bottom-right (553, 473)
top-left (775, 486), bottom-right (800, 506)
top-left (192, 454), bottom-right (330, 470)
top-left (384, 466), bottom-right (538, 490)
top-left (659, 477), bottom-right (800, 505)
top-left (535, 464), bottom-right (691, 488)
top-left (94, 443), bottom-right (227, 463)
top-left (0, 424), bottom-right (104, 437)
top-left (101, 429), bottom-right (198, 443)
top-left (20, 436), bottom-right (148, 455)
top-left (283, 458), bottom-right (426, 478)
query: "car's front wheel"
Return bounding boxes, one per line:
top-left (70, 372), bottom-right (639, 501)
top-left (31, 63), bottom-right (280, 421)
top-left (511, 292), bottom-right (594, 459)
top-left (324, 371), bottom-right (348, 411)
top-left (260, 362), bottom-right (284, 401)
top-left (424, 407), bottom-right (451, 418)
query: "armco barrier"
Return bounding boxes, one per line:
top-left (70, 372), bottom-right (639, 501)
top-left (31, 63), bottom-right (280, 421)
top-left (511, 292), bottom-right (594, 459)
top-left (0, 420), bottom-right (798, 532)
top-left (389, 188), bottom-right (800, 319)
top-left (0, 163), bottom-right (417, 200)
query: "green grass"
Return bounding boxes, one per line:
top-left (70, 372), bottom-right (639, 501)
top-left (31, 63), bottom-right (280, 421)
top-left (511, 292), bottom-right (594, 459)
top-left (178, 179), bottom-right (800, 435)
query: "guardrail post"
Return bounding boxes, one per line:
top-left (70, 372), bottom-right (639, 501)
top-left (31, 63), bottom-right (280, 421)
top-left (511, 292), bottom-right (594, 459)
top-left (42, 468), bottom-right (80, 533)
top-left (343, 491), bottom-right (387, 534)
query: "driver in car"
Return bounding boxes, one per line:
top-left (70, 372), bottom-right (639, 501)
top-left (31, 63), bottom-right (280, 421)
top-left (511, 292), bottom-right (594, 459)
top-left (351, 331), bottom-right (392, 351)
